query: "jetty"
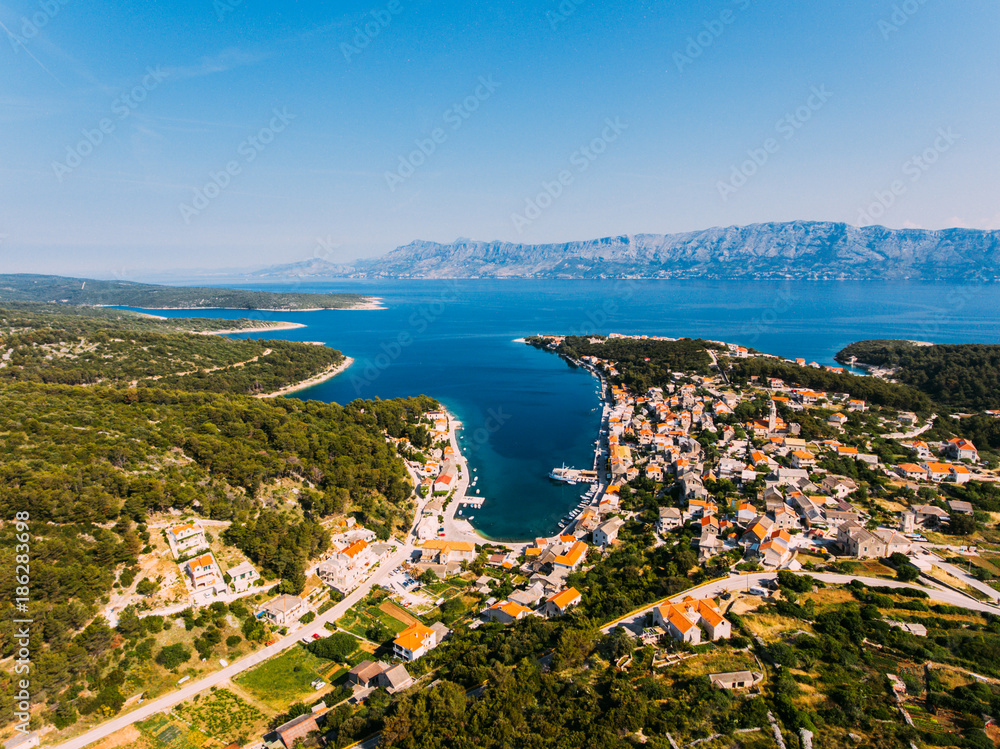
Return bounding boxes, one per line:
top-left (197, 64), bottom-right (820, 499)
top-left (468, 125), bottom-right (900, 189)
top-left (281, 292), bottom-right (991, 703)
top-left (549, 466), bottom-right (599, 484)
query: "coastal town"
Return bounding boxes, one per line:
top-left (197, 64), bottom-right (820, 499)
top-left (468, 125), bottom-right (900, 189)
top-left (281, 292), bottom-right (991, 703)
top-left (21, 333), bottom-right (1000, 749)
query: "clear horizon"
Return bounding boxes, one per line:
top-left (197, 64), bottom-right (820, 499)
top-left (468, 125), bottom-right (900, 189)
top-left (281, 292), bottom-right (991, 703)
top-left (2, 0), bottom-right (998, 277)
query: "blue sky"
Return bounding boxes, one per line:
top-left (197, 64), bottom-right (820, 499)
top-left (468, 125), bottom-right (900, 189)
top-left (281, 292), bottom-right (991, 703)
top-left (1, 0), bottom-right (998, 276)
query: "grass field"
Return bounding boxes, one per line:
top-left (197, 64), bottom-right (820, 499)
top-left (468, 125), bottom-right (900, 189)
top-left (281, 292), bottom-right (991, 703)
top-left (338, 600), bottom-right (411, 639)
top-left (379, 600), bottom-right (421, 626)
top-left (233, 645), bottom-right (338, 711)
top-left (679, 649), bottom-right (760, 678)
top-left (171, 688), bottom-right (265, 745)
top-left (136, 715), bottom-right (212, 749)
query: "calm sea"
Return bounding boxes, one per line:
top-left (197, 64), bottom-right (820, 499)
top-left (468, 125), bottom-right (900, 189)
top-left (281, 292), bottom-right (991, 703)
top-left (128, 279), bottom-right (1000, 541)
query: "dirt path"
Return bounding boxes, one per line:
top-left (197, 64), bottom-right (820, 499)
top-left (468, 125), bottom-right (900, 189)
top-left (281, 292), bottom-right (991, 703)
top-left (379, 600), bottom-right (421, 626)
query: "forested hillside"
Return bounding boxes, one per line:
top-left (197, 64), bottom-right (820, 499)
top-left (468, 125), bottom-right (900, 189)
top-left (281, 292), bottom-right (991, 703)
top-left (730, 357), bottom-right (934, 412)
top-left (0, 274), bottom-right (365, 310)
top-left (0, 305), bottom-right (342, 395)
top-left (836, 340), bottom-right (1000, 411)
top-left (527, 336), bottom-right (715, 392)
top-left (0, 307), bottom-right (434, 733)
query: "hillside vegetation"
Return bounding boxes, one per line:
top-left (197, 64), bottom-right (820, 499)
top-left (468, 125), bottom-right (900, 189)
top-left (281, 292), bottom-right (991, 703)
top-left (0, 306), bottom-right (433, 734)
top-left (0, 274), bottom-right (365, 310)
top-left (527, 335), bottom-right (715, 391)
top-left (0, 305), bottom-right (342, 396)
top-left (837, 340), bottom-right (1000, 412)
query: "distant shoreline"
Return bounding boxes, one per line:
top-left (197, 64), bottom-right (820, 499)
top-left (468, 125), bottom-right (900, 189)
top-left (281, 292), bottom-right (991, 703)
top-left (94, 296), bottom-right (385, 312)
top-left (258, 356), bottom-right (354, 399)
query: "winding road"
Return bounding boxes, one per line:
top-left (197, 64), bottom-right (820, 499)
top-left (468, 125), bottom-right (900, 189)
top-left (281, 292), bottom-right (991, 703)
top-left (602, 571), bottom-right (1000, 635)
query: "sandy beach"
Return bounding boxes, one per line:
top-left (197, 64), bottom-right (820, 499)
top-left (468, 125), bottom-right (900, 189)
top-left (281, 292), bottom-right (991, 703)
top-left (257, 356), bottom-right (354, 398)
top-left (342, 297), bottom-right (386, 310)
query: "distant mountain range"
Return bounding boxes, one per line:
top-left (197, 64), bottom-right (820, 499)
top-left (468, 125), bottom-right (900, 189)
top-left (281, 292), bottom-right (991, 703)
top-left (250, 222), bottom-right (1000, 281)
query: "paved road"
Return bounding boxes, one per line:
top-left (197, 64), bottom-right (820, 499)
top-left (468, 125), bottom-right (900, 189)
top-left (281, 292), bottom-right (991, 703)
top-left (924, 552), bottom-right (1000, 603)
top-left (50, 546), bottom-right (412, 749)
top-left (602, 571), bottom-right (1000, 635)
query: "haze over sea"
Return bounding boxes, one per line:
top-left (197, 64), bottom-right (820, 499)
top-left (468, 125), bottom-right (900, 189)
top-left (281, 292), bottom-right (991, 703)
top-left (129, 279), bottom-right (1000, 540)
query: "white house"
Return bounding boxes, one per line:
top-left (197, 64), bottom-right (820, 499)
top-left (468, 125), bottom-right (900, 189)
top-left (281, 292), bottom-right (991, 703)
top-left (226, 561), bottom-right (260, 593)
top-left (185, 553), bottom-right (221, 591)
top-left (652, 597), bottom-right (731, 645)
top-left (593, 517), bottom-right (625, 547)
top-left (392, 623), bottom-right (447, 661)
top-left (260, 594), bottom-right (306, 626)
top-left (658, 507), bottom-right (682, 534)
top-left (945, 438), bottom-right (979, 462)
top-left (168, 522), bottom-right (207, 558)
top-left (542, 587), bottom-right (582, 618)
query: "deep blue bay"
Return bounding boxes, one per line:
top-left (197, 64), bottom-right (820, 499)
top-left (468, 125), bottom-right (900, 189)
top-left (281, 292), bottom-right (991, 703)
top-left (128, 279), bottom-right (1000, 541)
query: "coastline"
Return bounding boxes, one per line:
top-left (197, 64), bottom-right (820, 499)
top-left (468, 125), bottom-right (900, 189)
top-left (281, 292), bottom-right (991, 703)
top-left (257, 356), bottom-right (354, 399)
top-left (197, 322), bottom-right (306, 336)
top-left (92, 296), bottom-right (384, 312)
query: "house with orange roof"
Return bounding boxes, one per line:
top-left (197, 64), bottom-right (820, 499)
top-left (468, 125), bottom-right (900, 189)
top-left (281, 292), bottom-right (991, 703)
top-left (652, 597), bottom-right (731, 644)
top-left (901, 440), bottom-right (932, 459)
top-left (393, 622), bottom-right (446, 661)
top-left (553, 541), bottom-right (588, 571)
top-left (756, 529), bottom-right (792, 567)
top-left (742, 516), bottom-right (774, 547)
top-left (484, 600), bottom-right (532, 625)
top-left (168, 522), bottom-right (207, 559)
top-left (921, 462), bottom-right (954, 483)
top-left (433, 473), bottom-right (456, 494)
top-left (543, 587), bottom-right (582, 618)
top-left (736, 502), bottom-right (757, 525)
top-left (895, 463), bottom-right (927, 482)
top-left (949, 465), bottom-right (972, 484)
top-left (790, 450), bottom-right (816, 470)
top-left (945, 438), bottom-right (979, 462)
top-left (577, 508), bottom-right (601, 533)
top-left (419, 539), bottom-right (477, 566)
top-left (687, 499), bottom-right (717, 518)
top-left (828, 413), bottom-right (848, 427)
top-left (849, 399), bottom-right (867, 412)
top-left (185, 553), bottom-right (220, 590)
top-left (794, 390), bottom-right (826, 405)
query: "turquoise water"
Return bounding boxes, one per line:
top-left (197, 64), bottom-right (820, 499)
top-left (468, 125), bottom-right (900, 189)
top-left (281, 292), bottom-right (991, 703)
top-left (127, 279), bottom-right (1000, 540)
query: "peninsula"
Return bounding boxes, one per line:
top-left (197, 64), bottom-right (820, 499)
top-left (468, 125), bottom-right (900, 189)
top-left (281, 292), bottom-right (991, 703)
top-left (0, 273), bottom-right (377, 310)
